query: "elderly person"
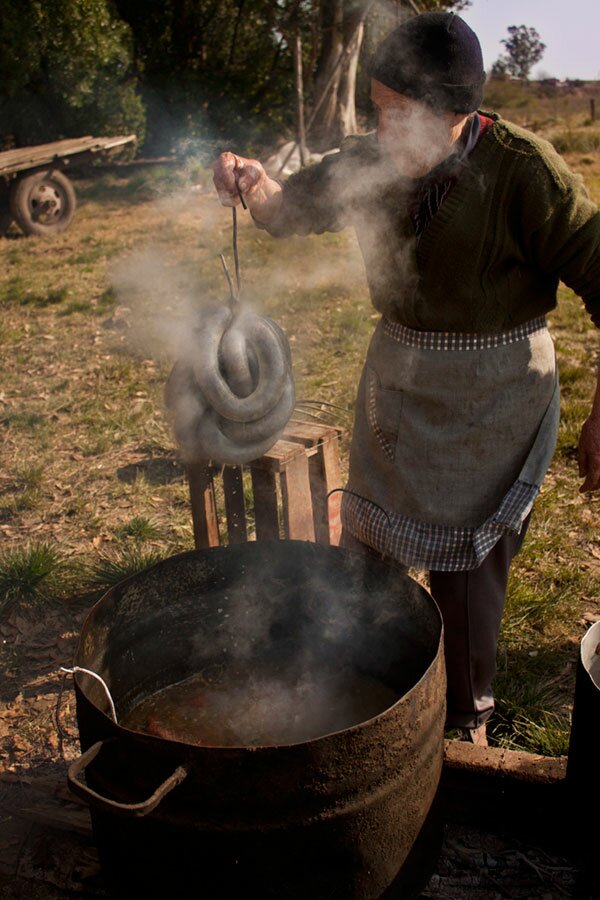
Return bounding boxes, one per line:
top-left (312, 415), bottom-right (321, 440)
top-left (213, 12), bottom-right (600, 745)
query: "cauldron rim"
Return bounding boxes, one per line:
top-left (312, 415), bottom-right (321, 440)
top-left (73, 540), bottom-right (444, 753)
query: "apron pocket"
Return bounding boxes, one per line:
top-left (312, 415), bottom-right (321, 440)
top-left (365, 366), bottom-right (403, 463)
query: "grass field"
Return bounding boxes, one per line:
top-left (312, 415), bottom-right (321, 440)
top-left (1, 111), bottom-right (599, 757)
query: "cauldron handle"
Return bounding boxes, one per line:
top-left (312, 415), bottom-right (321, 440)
top-left (68, 739), bottom-right (189, 818)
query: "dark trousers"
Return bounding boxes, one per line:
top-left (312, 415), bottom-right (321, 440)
top-left (340, 518), bottom-right (530, 729)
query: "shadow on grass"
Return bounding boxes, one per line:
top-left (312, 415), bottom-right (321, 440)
top-left (491, 640), bottom-right (579, 756)
top-left (117, 454), bottom-right (185, 486)
top-left (71, 161), bottom-right (195, 207)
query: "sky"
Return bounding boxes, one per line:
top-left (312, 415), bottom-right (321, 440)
top-left (458, 0), bottom-right (600, 81)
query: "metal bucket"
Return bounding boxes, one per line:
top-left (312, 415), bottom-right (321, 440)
top-left (567, 620), bottom-right (600, 898)
top-left (68, 541), bottom-right (445, 899)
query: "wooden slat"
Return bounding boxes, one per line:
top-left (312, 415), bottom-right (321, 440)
top-left (307, 437), bottom-right (343, 546)
top-left (222, 466), bottom-right (247, 544)
top-left (187, 463), bottom-right (220, 549)
top-left (308, 450), bottom-right (330, 545)
top-left (284, 422), bottom-right (343, 545)
top-left (250, 467), bottom-right (280, 540)
top-left (281, 453), bottom-right (315, 541)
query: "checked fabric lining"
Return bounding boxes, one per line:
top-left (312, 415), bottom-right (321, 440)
top-left (341, 481), bottom-right (538, 572)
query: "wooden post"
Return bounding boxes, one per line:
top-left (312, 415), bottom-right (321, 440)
top-left (188, 463), bottom-right (220, 549)
top-left (281, 452), bottom-right (316, 540)
top-left (223, 466), bottom-right (247, 544)
top-left (293, 31), bottom-right (308, 167)
top-left (250, 467), bottom-right (280, 540)
top-left (591, 98), bottom-right (596, 122)
top-left (321, 438), bottom-right (343, 546)
top-left (281, 421), bottom-right (343, 545)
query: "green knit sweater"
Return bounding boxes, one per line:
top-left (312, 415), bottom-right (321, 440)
top-left (263, 113), bottom-right (600, 332)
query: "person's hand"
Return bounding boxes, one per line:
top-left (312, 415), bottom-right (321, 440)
top-left (212, 152), bottom-right (266, 207)
top-left (578, 414), bottom-right (600, 492)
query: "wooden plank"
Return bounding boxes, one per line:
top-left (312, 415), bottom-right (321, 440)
top-left (222, 466), bottom-right (247, 544)
top-left (0, 135), bottom-right (136, 176)
top-left (0, 137), bottom-right (94, 162)
top-left (251, 438), bottom-right (305, 474)
top-left (281, 452), bottom-right (315, 541)
top-left (284, 421), bottom-right (339, 446)
top-left (441, 739), bottom-right (569, 846)
top-left (187, 463), bottom-right (220, 549)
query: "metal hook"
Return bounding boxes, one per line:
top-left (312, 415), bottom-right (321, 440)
top-left (235, 179), bottom-right (247, 210)
top-left (219, 253), bottom-right (237, 309)
top-left (217, 177), bottom-right (245, 310)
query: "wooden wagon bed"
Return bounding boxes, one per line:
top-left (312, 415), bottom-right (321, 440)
top-left (0, 135), bottom-right (136, 178)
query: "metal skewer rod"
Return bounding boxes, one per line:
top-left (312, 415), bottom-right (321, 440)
top-left (235, 180), bottom-right (247, 210)
top-left (219, 253), bottom-right (236, 307)
top-left (232, 206), bottom-right (242, 301)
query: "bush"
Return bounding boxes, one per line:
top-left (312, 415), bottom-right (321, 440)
top-left (0, 0), bottom-right (146, 147)
top-left (547, 129), bottom-right (600, 154)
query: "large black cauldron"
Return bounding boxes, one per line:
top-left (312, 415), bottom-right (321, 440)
top-left (68, 541), bottom-right (445, 899)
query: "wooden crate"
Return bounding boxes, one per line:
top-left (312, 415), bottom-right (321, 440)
top-left (187, 421), bottom-right (343, 549)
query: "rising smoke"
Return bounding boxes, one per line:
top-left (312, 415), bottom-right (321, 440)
top-left (110, 97), bottom-right (468, 467)
top-left (108, 107), bottom-right (453, 744)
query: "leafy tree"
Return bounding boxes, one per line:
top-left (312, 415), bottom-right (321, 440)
top-left (0, 0), bottom-right (145, 148)
top-left (489, 59), bottom-right (509, 81)
top-left (308, 0), bottom-right (469, 149)
top-left (114, 0), bottom-right (305, 154)
top-left (116, 0), bottom-right (471, 154)
top-left (493, 25), bottom-right (546, 81)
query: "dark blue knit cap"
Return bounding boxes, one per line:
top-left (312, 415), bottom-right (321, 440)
top-left (368, 12), bottom-right (485, 114)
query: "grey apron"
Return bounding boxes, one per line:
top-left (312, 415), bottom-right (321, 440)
top-left (342, 316), bottom-right (560, 571)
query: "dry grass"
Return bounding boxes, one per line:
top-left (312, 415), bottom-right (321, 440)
top-left (0, 135), bottom-right (599, 755)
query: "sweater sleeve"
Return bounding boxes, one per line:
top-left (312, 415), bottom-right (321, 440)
top-left (255, 150), bottom-right (349, 238)
top-left (525, 152), bottom-right (600, 327)
top-left (255, 133), bottom-right (382, 238)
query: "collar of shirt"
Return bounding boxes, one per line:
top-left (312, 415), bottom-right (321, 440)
top-left (416, 112), bottom-right (481, 191)
top-left (408, 114), bottom-right (492, 238)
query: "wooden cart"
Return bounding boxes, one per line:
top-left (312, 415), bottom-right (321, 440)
top-left (0, 134), bottom-right (136, 237)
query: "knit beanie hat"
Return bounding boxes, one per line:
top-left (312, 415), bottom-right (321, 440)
top-left (368, 12), bottom-right (485, 114)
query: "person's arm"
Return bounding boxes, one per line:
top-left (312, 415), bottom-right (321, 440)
top-left (212, 152), bottom-right (283, 224)
top-left (523, 155), bottom-right (600, 491)
top-left (213, 138), bottom-right (370, 237)
top-left (579, 362), bottom-right (600, 492)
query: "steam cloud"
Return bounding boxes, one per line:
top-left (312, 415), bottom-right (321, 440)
top-left (123, 554), bottom-right (430, 747)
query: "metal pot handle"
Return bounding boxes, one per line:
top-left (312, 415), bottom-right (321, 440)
top-left (68, 739), bottom-right (189, 818)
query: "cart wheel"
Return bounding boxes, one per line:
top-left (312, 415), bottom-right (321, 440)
top-left (0, 183), bottom-right (12, 235)
top-left (9, 168), bottom-right (76, 236)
